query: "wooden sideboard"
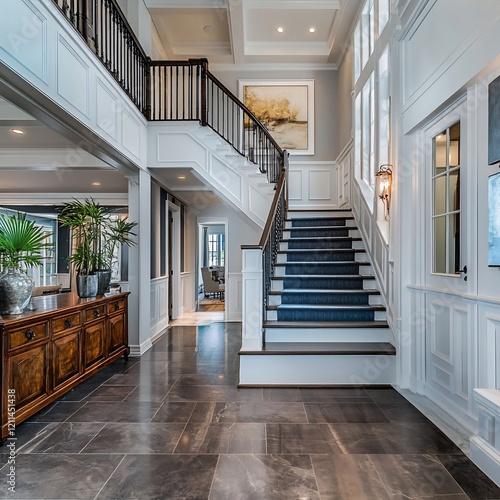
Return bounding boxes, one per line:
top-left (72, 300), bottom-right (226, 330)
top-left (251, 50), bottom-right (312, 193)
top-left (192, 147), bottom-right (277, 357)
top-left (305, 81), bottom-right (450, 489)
top-left (0, 292), bottom-right (130, 441)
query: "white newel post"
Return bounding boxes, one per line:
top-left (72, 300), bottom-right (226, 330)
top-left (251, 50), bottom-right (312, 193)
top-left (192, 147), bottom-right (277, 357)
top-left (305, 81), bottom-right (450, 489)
top-left (241, 246), bottom-right (264, 351)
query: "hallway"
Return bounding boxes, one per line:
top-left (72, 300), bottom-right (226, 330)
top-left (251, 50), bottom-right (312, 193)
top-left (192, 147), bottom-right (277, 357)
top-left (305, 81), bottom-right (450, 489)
top-left (1, 319), bottom-right (499, 499)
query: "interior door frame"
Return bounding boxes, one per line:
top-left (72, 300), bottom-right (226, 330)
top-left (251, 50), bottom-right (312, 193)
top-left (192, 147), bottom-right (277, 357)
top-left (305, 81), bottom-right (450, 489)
top-left (168, 202), bottom-right (181, 319)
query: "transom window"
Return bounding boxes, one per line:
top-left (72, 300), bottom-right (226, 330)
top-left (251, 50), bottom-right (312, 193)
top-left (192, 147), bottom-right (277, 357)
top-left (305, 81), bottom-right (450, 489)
top-left (432, 121), bottom-right (461, 274)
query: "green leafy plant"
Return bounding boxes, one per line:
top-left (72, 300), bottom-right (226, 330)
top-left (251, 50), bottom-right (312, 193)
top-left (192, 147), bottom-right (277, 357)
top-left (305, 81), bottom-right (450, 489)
top-left (0, 212), bottom-right (52, 271)
top-left (58, 198), bottom-right (136, 276)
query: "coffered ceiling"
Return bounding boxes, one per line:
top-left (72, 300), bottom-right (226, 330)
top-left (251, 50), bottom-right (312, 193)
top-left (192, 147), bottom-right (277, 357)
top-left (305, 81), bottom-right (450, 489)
top-left (146, 0), bottom-right (362, 67)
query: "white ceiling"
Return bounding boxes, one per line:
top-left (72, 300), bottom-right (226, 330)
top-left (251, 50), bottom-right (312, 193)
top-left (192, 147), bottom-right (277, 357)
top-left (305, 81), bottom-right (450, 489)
top-left (147, 0), bottom-right (362, 67)
top-left (0, 0), bottom-right (361, 203)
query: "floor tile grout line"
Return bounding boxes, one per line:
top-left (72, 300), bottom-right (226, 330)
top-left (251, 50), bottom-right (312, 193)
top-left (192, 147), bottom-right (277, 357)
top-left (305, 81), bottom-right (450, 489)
top-left (91, 453), bottom-right (127, 500)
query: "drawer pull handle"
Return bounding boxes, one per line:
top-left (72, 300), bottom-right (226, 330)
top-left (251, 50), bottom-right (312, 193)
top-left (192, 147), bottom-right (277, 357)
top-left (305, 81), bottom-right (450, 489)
top-left (114, 303), bottom-right (120, 311)
top-left (64, 318), bottom-right (73, 328)
top-left (93, 309), bottom-right (100, 318)
top-left (25, 329), bottom-right (36, 340)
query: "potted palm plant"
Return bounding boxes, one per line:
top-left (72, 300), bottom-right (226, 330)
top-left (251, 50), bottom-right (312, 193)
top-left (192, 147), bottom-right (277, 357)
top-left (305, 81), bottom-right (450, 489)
top-left (96, 216), bottom-right (137, 295)
top-left (58, 198), bottom-right (136, 297)
top-left (58, 198), bottom-right (102, 298)
top-left (0, 212), bottom-right (52, 314)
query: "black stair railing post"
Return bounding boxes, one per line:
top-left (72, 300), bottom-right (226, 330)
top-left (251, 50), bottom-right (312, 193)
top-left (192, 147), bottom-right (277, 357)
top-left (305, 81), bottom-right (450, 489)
top-left (200, 58), bottom-right (209, 126)
top-left (145, 56), bottom-right (152, 120)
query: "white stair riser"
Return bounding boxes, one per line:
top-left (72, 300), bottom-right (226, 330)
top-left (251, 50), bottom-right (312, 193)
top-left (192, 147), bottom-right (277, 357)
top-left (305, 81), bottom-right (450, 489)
top-left (265, 327), bottom-right (393, 343)
top-left (239, 354), bottom-right (396, 385)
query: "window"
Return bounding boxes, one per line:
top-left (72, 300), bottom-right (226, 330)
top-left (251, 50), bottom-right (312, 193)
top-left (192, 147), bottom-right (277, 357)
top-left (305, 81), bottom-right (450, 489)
top-left (378, 47), bottom-right (390, 167)
top-left (361, 73), bottom-right (375, 189)
top-left (378, 0), bottom-right (390, 34)
top-left (432, 122), bottom-right (461, 274)
top-left (354, 0), bottom-right (391, 84)
top-left (208, 233), bottom-right (225, 267)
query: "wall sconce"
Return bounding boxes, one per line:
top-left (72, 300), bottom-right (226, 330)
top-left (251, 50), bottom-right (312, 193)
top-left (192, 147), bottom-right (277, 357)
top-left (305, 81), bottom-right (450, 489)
top-left (375, 164), bottom-right (393, 219)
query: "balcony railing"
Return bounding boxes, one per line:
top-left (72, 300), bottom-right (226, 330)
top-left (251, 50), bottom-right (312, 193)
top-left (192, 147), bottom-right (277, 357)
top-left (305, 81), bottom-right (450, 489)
top-left (53, 0), bottom-right (149, 115)
top-left (52, 0), bottom-right (285, 183)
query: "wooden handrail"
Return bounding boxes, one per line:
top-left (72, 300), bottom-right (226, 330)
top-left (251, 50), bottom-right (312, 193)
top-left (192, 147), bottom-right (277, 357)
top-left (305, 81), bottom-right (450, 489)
top-left (259, 167), bottom-right (287, 248)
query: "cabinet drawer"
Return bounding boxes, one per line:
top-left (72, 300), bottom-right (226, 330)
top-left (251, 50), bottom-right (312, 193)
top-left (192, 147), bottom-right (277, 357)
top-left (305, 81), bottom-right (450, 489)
top-left (84, 305), bottom-right (106, 323)
top-left (108, 298), bottom-right (126, 314)
top-left (9, 322), bottom-right (48, 351)
top-left (52, 312), bottom-right (81, 334)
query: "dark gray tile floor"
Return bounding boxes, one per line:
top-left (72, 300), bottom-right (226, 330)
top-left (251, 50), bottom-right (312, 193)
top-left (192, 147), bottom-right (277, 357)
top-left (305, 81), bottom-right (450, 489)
top-left (1, 321), bottom-right (499, 499)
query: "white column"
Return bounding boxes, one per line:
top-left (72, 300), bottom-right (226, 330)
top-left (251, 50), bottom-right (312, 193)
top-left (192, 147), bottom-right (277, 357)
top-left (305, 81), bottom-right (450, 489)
top-left (127, 169), bottom-right (152, 356)
top-left (241, 246), bottom-right (263, 351)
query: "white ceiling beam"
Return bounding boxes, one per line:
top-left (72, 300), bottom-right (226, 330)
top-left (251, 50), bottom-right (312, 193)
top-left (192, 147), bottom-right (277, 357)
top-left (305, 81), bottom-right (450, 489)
top-left (145, 0), bottom-right (225, 8)
top-left (228, 0), bottom-right (245, 64)
top-left (244, 0), bottom-right (340, 10)
top-left (0, 149), bottom-right (110, 168)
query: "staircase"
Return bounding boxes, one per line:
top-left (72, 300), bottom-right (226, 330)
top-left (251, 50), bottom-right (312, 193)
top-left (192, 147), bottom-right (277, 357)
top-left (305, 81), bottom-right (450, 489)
top-left (239, 209), bottom-right (396, 386)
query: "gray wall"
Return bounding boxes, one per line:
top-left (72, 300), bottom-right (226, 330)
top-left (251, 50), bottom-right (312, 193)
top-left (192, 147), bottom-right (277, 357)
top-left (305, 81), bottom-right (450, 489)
top-left (336, 42), bottom-right (354, 154)
top-left (213, 68), bottom-right (339, 161)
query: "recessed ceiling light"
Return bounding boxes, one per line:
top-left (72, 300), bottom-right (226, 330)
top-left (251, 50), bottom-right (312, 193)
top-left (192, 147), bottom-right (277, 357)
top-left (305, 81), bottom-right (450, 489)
top-left (11, 128), bottom-right (25, 135)
top-left (309, 27), bottom-right (316, 33)
top-left (277, 26), bottom-right (284, 33)
top-left (177, 176), bottom-right (186, 180)
top-left (92, 181), bottom-right (101, 186)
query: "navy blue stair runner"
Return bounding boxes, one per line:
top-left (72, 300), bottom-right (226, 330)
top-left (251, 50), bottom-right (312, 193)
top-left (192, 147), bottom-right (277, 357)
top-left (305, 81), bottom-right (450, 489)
top-left (272, 216), bottom-right (384, 323)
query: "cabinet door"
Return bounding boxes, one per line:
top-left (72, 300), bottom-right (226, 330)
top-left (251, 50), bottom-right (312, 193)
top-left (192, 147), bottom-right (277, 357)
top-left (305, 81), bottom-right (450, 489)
top-left (8, 344), bottom-right (49, 410)
top-left (53, 331), bottom-right (81, 390)
top-left (83, 321), bottom-right (106, 369)
top-left (108, 313), bottom-right (126, 355)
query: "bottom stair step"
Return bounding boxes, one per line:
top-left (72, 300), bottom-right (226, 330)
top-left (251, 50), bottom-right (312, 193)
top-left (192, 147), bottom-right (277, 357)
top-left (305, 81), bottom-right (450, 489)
top-left (239, 343), bottom-right (396, 386)
top-left (248, 342), bottom-right (395, 355)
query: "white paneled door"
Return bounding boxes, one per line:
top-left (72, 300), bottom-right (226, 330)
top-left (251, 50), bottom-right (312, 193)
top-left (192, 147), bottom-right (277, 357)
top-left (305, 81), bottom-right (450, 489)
top-left (422, 100), bottom-right (472, 412)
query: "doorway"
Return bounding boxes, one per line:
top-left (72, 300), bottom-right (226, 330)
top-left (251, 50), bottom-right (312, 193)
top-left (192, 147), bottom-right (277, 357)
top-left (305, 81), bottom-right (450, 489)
top-left (196, 219), bottom-right (227, 315)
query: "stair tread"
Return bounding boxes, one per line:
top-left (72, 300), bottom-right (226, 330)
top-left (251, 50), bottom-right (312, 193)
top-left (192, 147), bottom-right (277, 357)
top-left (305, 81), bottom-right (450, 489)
top-left (282, 237), bottom-right (362, 242)
top-left (285, 226), bottom-right (356, 230)
top-left (279, 248), bottom-right (364, 254)
top-left (286, 217), bottom-right (355, 221)
top-left (264, 320), bottom-right (390, 329)
top-left (240, 342), bottom-right (396, 356)
top-left (275, 261), bottom-right (371, 266)
top-left (270, 289), bottom-right (380, 295)
top-left (272, 275), bottom-right (376, 280)
top-left (268, 304), bottom-right (386, 311)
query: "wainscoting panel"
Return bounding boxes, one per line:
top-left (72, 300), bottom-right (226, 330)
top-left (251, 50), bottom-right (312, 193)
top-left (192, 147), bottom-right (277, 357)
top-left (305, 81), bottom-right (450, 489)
top-left (0, 0), bottom-right (48, 82)
top-left (150, 277), bottom-right (169, 337)
top-left (96, 78), bottom-right (119, 141)
top-left (288, 162), bottom-right (340, 209)
top-left (57, 35), bottom-right (89, 116)
top-left (181, 272), bottom-right (195, 315)
top-left (122, 108), bottom-right (142, 159)
top-left (226, 272), bottom-right (242, 322)
top-left (155, 132), bottom-right (207, 168)
top-left (425, 293), bottom-right (471, 411)
top-left (483, 310), bottom-right (500, 388)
